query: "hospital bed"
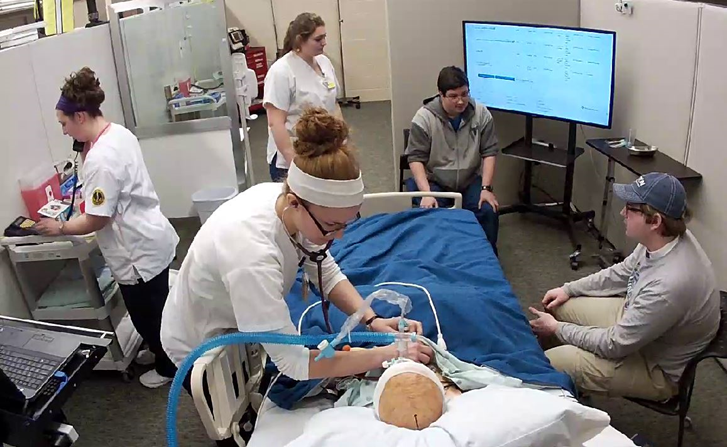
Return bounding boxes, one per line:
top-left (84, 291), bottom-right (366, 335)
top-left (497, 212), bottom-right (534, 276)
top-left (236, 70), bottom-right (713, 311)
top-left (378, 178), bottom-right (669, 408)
top-left (184, 191), bottom-right (638, 447)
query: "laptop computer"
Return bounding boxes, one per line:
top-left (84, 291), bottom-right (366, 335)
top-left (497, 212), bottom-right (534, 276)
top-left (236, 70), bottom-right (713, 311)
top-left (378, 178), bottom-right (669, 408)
top-left (0, 325), bottom-right (80, 402)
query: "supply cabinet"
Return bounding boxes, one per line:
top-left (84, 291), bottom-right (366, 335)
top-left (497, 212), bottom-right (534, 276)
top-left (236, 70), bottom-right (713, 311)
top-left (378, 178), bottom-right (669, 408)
top-left (0, 235), bottom-right (142, 380)
top-left (245, 46), bottom-right (268, 113)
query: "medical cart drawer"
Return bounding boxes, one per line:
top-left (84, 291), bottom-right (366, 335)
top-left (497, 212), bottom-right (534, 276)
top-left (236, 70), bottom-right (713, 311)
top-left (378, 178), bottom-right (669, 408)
top-left (3, 236), bottom-right (97, 263)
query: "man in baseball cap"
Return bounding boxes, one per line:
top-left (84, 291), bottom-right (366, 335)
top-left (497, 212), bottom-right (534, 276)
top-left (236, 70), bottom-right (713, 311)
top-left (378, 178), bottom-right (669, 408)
top-left (529, 172), bottom-right (719, 401)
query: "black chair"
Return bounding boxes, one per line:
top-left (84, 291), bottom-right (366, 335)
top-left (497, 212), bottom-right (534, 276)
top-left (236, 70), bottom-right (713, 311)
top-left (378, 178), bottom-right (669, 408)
top-left (625, 291), bottom-right (727, 447)
top-left (399, 129), bottom-right (411, 192)
top-left (400, 96), bottom-right (438, 192)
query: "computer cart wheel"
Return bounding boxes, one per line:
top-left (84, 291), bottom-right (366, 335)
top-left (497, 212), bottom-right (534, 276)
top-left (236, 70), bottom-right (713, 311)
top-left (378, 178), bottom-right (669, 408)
top-left (121, 368), bottom-right (135, 383)
top-left (569, 249), bottom-right (581, 271)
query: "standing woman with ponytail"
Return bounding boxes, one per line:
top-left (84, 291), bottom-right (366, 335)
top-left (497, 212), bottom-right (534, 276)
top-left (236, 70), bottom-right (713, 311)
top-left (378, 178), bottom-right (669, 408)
top-left (35, 67), bottom-right (180, 389)
top-left (263, 12), bottom-right (343, 182)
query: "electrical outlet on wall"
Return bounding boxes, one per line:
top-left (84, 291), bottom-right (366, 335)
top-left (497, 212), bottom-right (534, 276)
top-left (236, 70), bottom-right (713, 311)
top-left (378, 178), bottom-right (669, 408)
top-left (615, 1), bottom-right (634, 15)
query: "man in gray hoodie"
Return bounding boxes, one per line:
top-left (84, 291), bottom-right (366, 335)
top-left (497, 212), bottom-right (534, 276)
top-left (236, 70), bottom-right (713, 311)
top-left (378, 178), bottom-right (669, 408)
top-left (529, 172), bottom-right (720, 401)
top-left (405, 66), bottom-right (500, 250)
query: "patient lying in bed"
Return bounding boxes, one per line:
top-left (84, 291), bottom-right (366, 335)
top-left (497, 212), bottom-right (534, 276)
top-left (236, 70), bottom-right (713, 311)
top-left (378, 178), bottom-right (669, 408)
top-left (269, 341), bottom-right (616, 446)
top-left (286, 368), bottom-right (613, 447)
top-left (328, 338), bottom-right (514, 413)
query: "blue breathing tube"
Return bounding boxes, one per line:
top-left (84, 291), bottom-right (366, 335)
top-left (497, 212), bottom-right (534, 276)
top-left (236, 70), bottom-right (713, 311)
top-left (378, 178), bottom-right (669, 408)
top-left (166, 331), bottom-right (396, 447)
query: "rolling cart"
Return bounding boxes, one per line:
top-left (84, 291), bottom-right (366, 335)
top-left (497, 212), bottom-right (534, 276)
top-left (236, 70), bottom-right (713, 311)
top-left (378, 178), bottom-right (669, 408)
top-left (0, 235), bottom-right (142, 381)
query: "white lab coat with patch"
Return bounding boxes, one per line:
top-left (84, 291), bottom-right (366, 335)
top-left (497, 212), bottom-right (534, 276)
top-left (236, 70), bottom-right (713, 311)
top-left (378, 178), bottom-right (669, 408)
top-left (263, 51), bottom-right (339, 170)
top-left (82, 123), bottom-right (179, 285)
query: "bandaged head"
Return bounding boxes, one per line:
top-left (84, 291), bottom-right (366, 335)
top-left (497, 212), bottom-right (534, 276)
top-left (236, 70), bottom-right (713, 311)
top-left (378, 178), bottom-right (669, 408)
top-left (373, 360), bottom-right (445, 430)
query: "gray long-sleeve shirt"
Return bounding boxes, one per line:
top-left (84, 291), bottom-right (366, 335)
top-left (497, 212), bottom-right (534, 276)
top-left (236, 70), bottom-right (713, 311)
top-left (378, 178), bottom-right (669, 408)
top-left (557, 230), bottom-right (720, 381)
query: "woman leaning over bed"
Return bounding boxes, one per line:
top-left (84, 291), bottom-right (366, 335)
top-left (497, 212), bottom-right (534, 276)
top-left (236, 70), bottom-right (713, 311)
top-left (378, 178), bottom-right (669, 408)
top-left (161, 108), bottom-right (432, 387)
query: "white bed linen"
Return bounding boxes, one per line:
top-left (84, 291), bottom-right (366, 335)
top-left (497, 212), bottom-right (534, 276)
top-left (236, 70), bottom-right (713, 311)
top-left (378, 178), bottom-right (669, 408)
top-left (249, 392), bottom-right (638, 447)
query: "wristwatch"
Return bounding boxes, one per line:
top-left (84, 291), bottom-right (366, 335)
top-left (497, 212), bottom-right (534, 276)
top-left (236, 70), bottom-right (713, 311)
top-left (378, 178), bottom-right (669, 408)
top-left (364, 314), bottom-right (380, 330)
top-left (481, 185), bottom-right (494, 192)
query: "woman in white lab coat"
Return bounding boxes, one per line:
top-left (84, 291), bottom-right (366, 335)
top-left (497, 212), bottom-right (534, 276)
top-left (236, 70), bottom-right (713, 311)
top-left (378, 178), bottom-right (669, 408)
top-left (36, 67), bottom-right (180, 389)
top-left (263, 12), bottom-right (343, 182)
top-left (161, 108), bottom-right (431, 395)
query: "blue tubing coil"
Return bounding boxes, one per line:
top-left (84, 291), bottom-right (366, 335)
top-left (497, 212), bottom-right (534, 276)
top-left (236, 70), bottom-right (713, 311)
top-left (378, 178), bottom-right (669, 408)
top-left (166, 331), bottom-right (396, 446)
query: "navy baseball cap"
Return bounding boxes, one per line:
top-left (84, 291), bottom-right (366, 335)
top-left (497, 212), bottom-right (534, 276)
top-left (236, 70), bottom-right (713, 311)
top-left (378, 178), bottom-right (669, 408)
top-left (613, 172), bottom-right (687, 219)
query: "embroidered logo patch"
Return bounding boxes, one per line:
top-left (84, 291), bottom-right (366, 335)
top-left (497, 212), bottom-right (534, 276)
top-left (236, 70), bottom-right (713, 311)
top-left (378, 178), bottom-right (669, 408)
top-left (625, 262), bottom-right (641, 304)
top-left (91, 188), bottom-right (106, 206)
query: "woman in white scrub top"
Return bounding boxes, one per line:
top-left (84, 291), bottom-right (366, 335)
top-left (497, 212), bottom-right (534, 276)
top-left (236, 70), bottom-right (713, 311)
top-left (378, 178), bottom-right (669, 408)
top-left (263, 12), bottom-right (342, 182)
top-left (161, 108), bottom-right (432, 400)
top-left (36, 67), bottom-right (180, 389)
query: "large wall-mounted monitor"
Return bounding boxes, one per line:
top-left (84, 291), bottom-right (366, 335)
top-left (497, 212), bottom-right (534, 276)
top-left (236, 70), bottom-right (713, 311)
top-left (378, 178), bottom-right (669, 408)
top-left (463, 21), bottom-right (616, 128)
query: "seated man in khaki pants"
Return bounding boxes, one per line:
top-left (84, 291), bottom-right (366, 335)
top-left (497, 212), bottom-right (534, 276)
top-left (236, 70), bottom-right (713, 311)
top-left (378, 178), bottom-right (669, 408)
top-left (529, 172), bottom-right (720, 401)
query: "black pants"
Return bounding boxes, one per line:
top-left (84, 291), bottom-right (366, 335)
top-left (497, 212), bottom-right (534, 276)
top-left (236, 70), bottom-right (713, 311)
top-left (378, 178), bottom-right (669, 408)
top-left (119, 267), bottom-right (177, 378)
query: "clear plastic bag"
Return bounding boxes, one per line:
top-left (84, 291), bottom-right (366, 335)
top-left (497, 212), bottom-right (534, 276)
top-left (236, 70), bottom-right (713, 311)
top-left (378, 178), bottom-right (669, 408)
top-left (331, 289), bottom-right (412, 348)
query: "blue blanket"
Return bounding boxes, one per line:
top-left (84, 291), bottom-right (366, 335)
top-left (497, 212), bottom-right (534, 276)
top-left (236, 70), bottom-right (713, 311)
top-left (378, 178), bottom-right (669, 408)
top-left (267, 208), bottom-right (575, 408)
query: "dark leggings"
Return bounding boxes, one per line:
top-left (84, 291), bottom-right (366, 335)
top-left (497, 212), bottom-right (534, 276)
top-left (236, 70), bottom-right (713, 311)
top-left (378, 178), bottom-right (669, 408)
top-left (118, 267), bottom-right (177, 378)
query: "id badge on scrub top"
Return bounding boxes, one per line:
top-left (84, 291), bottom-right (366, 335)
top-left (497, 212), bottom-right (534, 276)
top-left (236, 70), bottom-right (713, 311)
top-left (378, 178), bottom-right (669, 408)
top-left (322, 77), bottom-right (336, 90)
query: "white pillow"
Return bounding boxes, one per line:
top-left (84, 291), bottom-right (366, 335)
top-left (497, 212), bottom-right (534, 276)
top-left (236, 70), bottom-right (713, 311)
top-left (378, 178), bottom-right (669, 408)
top-left (431, 385), bottom-right (610, 447)
top-left (285, 385), bottom-right (610, 447)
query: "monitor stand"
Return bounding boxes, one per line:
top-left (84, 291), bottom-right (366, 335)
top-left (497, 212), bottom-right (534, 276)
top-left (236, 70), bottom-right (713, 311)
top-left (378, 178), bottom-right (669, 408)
top-left (498, 115), bottom-right (595, 270)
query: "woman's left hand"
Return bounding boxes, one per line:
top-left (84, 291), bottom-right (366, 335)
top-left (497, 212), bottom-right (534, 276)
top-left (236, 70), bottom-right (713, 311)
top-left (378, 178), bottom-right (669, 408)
top-left (369, 317), bottom-right (423, 335)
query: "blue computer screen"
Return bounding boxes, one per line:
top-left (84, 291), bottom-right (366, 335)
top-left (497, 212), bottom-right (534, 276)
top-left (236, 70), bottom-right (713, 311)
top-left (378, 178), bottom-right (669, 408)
top-left (463, 22), bottom-right (615, 128)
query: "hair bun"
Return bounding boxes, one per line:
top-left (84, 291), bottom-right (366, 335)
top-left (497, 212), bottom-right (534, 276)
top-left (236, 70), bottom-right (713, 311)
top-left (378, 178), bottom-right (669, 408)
top-left (294, 107), bottom-right (349, 158)
top-left (71, 67), bottom-right (100, 90)
top-left (61, 67), bottom-right (105, 112)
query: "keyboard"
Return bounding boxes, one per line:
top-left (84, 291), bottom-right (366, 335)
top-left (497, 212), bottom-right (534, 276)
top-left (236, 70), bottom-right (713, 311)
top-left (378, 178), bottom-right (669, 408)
top-left (0, 346), bottom-right (60, 392)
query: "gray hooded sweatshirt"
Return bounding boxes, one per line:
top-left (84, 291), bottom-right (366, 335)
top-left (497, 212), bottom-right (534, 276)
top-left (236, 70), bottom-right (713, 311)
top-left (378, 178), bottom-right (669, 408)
top-left (405, 97), bottom-right (498, 192)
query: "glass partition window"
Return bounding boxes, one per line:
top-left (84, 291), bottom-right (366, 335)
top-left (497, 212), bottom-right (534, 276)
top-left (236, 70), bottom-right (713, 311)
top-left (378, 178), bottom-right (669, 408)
top-left (120, 0), bottom-right (226, 126)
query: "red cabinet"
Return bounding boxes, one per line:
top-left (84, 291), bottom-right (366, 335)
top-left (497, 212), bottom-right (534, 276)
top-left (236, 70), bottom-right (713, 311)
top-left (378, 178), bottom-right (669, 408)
top-left (245, 46), bottom-right (268, 112)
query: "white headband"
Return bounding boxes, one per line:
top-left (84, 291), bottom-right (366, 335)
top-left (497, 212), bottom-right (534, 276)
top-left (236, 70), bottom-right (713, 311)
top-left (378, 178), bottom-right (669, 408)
top-left (373, 360), bottom-right (445, 419)
top-left (287, 161), bottom-right (364, 208)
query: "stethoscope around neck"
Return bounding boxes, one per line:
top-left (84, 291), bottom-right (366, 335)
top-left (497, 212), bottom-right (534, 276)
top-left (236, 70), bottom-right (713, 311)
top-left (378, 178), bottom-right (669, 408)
top-left (282, 205), bottom-right (335, 334)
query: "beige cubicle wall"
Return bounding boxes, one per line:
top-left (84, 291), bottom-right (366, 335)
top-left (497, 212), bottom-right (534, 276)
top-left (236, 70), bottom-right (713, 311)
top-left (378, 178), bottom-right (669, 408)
top-left (385, 0), bottom-right (580, 204)
top-left (226, 0), bottom-right (392, 102)
top-left (575, 0), bottom-right (703, 252)
top-left (685, 4), bottom-right (727, 290)
top-left (576, 0), bottom-right (727, 290)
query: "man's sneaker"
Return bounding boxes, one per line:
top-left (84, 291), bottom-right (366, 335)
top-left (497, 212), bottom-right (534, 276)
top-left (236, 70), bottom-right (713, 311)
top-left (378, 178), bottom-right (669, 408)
top-left (139, 369), bottom-right (172, 389)
top-left (135, 349), bottom-right (155, 366)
